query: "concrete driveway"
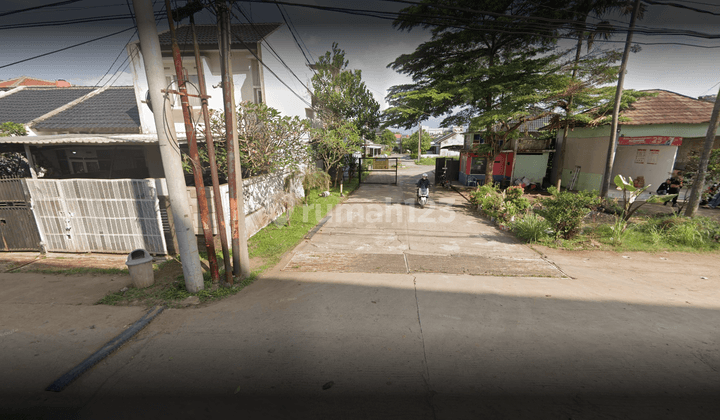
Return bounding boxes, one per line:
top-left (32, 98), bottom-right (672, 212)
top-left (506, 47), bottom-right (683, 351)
top-left (3, 162), bottom-right (720, 419)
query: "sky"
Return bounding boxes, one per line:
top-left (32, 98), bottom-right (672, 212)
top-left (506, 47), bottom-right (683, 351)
top-left (2, 0), bottom-right (720, 133)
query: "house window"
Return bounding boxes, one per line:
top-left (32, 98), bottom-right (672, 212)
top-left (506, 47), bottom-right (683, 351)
top-left (251, 59), bottom-right (262, 103)
top-left (165, 71), bottom-right (202, 107)
top-left (254, 88), bottom-right (263, 104)
top-left (470, 157), bottom-right (486, 174)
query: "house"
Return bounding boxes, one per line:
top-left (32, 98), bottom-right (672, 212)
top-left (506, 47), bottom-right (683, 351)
top-left (428, 126), bottom-right (464, 156)
top-left (0, 76), bottom-right (72, 89)
top-left (458, 115), bottom-right (555, 186)
top-left (556, 90), bottom-right (720, 196)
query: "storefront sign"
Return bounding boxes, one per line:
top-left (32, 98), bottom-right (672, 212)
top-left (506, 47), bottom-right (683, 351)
top-left (618, 136), bottom-right (682, 146)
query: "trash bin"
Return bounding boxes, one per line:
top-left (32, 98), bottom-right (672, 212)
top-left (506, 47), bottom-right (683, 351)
top-left (126, 249), bottom-right (154, 288)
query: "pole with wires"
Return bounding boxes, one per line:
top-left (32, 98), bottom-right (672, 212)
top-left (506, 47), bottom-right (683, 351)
top-left (164, 0), bottom-right (220, 283)
top-left (132, 0), bottom-right (204, 292)
top-left (189, 13), bottom-right (233, 285)
top-left (217, 0), bottom-right (250, 278)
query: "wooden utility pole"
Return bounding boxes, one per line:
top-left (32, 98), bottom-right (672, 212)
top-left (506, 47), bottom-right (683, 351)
top-left (164, 0), bottom-right (219, 283)
top-left (132, 0), bottom-right (204, 292)
top-left (217, 0), bottom-right (250, 278)
top-left (685, 88), bottom-right (720, 217)
top-left (600, 0), bottom-right (641, 197)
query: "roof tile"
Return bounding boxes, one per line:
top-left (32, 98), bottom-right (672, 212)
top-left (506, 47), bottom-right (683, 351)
top-left (157, 23), bottom-right (282, 49)
top-left (621, 90), bottom-right (715, 125)
top-left (0, 87), bottom-right (94, 124)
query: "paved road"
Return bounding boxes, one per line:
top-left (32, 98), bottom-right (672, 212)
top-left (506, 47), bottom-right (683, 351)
top-left (3, 161), bottom-right (720, 419)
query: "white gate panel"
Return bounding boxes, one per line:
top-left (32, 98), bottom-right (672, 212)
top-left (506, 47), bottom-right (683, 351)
top-left (26, 179), bottom-right (167, 254)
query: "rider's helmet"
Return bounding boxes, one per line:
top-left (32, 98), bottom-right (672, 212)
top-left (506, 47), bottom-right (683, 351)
top-left (422, 173), bottom-right (428, 179)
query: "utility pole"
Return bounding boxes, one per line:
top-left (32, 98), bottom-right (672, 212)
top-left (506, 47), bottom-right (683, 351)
top-left (685, 87), bottom-right (720, 217)
top-left (217, 1), bottom-right (250, 278)
top-left (164, 0), bottom-right (219, 283)
top-left (600, 0), bottom-right (641, 197)
top-left (132, 0), bottom-right (204, 292)
top-left (189, 12), bottom-right (233, 285)
top-left (417, 122), bottom-right (422, 164)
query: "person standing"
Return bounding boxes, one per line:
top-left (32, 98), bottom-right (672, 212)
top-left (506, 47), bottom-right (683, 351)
top-left (664, 172), bottom-right (683, 207)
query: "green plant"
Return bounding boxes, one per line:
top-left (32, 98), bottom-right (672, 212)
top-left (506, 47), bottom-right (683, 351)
top-left (511, 213), bottom-right (550, 242)
top-left (535, 187), bottom-right (601, 239)
top-left (470, 184), bottom-right (530, 225)
top-left (302, 170), bottom-right (331, 192)
top-left (613, 175), bottom-right (675, 229)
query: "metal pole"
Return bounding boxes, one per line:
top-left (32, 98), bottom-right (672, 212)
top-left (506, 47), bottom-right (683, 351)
top-left (165, 0), bottom-right (219, 284)
top-left (600, 0), bottom-right (641, 197)
top-left (132, 0), bottom-right (203, 292)
top-left (190, 15), bottom-right (233, 285)
top-left (417, 122), bottom-right (422, 164)
top-left (218, 1), bottom-right (250, 278)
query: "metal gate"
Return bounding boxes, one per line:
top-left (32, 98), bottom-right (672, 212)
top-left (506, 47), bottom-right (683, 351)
top-left (359, 157), bottom-right (398, 185)
top-left (0, 179), bottom-right (42, 251)
top-left (26, 179), bottom-right (167, 254)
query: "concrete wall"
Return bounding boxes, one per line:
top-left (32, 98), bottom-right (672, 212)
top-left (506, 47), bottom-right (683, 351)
top-left (610, 145), bottom-right (677, 191)
top-left (513, 153), bottom-right (549, 184)
top-left (184, 171), bottom-right (305, 241)
top-left (561, 135), bottom-right (609, 190)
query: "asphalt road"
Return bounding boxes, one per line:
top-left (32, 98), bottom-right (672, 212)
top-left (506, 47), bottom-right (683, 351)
top-left (2, 161), bottom-right (720, 419)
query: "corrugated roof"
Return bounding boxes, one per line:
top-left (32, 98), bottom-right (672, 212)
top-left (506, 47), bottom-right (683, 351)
top-left (34, 87), bottom-right (140, 133)
top-left (157, 23), bottom-right (282, 49)
top-left (620, 89), bottom-right (715, 125)
top-left (0, 87), bottom-right (94, 124)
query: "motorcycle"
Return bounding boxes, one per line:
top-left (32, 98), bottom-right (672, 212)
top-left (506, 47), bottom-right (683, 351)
top-left (439, 166), bottom-right (449, 189)
top-left (416, 186), bottom-right (429, 208)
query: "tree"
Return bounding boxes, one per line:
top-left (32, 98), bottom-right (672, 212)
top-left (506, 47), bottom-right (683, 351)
top-left (204, 102), bottom-right (309, 181)
top-left (311, 42), bottom-right (380, 139)
top-left (385, 0), bottom-right (576, 185)
top-left (402, 130), bottom-right (432, 155)
top-left (0, 122), bottom-right (30, 178)
top-left (311, 120), bottom-right (361, 186)
top-left (378, 129), bottom-right (397, 149)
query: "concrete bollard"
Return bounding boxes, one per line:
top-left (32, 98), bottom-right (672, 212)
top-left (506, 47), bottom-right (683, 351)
top-left (126, 249), bottom-right (154, 288)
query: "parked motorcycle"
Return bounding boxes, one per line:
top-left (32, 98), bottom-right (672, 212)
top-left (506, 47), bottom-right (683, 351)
top-left (439, 166), bottom-right (449, 189)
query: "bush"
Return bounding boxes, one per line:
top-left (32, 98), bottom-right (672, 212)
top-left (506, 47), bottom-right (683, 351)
top-left (512, 213), bottom-right (550, 242)
top-left (470, 184), bottom-right (531, 225)
top-left (302, 170), bottom-right (331, 192)
top-left (535, 187), bottom-right (601, 239)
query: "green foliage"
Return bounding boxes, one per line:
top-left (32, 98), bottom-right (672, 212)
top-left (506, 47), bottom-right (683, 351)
top-left (471, 185), bottom-right (531, 225)
top-left (205, 102), bottom-right (309, 180)
top-left (535, 187), bottom-right (601, 239)
top-left (593, 215), bottom-right (720, 252)
top-left (311, 42), bottom-right (380, 138)
top-left (0, 122), bottom-right (27, 137)
top-left (311, 120), bottom-right (361, 185)
top-left (302, 170), bottom-right (331, 192)
top-left (378, 129), bottom-right (398, 148)
top-left (511, 213), bottom-right (550, 243)
top-left (416, 157), bottom-right (436, 166)
top-left (613, 174), bottom-right (675, 226)
top-left (401, 130), bottom-right (432, 154)
top-left (685, 148), bottom-right (720, 185)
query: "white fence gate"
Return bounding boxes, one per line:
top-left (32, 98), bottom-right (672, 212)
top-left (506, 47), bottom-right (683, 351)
top-left (26, 179), bottom-right (167, 254)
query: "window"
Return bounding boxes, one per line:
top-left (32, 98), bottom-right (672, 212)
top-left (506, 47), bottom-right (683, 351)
top-left (165, 72), bottom-right (202, 107)
top-left (470, 157), bottom-right (486, 174)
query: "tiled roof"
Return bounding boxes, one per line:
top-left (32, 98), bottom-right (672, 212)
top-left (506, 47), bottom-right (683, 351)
top-left (620, 89), bottom-right (715, 125)
top-left (157, 23), bottom-right (282, 49)
top-left (0, 76), bottom-right (71, 87)
top-left (0, 87), bottom-right (94, 124)
top-left (34, 87), bottom-right (140, 133)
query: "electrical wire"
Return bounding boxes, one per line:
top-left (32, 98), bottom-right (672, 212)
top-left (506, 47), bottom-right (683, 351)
top-left (275, 3), bottom-right (314, 68)
top-left (231, 2), bottom-right (312, 94)
top-left (0, 27), bottom-right (136, 70)
top-left (207, 4), bottom-right (312, 107)
top-left (644, 0), bottom-right (720, 16)
top-left (280, 3), bottom-right (315, 62)
top-left (0, 0), bottom-right (83, 17)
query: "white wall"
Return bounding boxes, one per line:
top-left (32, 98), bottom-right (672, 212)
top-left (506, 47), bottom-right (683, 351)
top-left (610, 145), bottom-right (677, 190)
top-left (514, 153), bottom-right (548, 183)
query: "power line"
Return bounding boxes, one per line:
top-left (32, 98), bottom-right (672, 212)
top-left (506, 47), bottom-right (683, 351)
top-left (280, 3), bottom-right (315, 62)
top-left (644, 0), bottom-right (720, 16)
top-left (231, 3), bottom-right (312, 94)
top-left (206, 4), bottom-right (312, 108)
top-left (275, 2), bottom-right (314, 68)
top-left (0, 26), bottom-right (136, 70)
top-left (0, 0), bottom-right (83, 18)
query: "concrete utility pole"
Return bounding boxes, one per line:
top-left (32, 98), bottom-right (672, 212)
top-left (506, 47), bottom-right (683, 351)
top-left (685, 87), bottom-right (720, 217)
top-left (600, 0), bottom-right (641, 197)
top-left (164, 0), bottom-right (219, 283)
top-left (132, 0), bottom-right (204, 292)
top-left (217, 1), bottom-right (250, 278)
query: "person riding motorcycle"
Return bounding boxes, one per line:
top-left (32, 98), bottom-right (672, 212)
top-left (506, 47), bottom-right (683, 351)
top-left (417, 173), bottom-right (430, 189)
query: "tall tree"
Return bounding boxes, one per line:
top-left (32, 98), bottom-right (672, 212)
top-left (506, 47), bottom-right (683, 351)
top-left (378, 128), bottom-right (398, 149)
top-left (402, 130), bottom-right (432, 156)
top-left (311, 42), bottom-right (381, 139)
top-left (385, 0), bottom-right (575, 185)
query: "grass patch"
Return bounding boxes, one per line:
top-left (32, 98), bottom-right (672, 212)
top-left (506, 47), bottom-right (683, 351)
top-left (416, 157), bottom-right (437, 166)
top-left (97, 177), bottom-right (360, 308)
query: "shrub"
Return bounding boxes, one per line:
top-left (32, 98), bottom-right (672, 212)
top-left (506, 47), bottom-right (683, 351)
top-left (512, 213), bottom-right (550, 242)
top-left (470, 184), bottom-right (531, 225)
top-left (535, 187), bottom-right (601, 239)
top-left (302, 170), bottom-right (331, 192)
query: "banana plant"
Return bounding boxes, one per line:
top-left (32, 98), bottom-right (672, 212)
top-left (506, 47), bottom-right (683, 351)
top-left (614, 174), bottom-right (676, 227)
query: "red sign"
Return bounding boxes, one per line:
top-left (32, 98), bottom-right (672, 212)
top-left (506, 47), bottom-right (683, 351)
top-left (618, 136), bottom-right (682, 146)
